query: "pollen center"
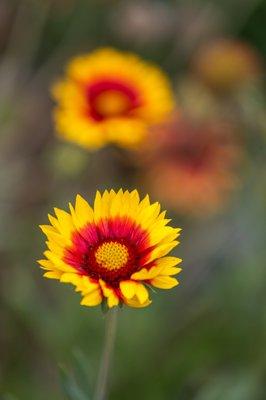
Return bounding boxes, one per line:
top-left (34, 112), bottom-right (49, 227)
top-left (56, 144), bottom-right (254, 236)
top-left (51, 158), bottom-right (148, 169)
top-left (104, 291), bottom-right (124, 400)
top-left (95, 241), bottom-right (129, 271)
top-left (94, 90), bottom-right (131, 117)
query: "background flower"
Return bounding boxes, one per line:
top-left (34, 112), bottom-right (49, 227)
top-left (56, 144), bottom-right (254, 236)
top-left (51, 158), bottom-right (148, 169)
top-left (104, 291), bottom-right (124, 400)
top-left (140, 115), bottom-right (243, 216)
top-left (52, 48), bottom-right (174, 149)
top-left (192, 38), bottom-right (263, 92)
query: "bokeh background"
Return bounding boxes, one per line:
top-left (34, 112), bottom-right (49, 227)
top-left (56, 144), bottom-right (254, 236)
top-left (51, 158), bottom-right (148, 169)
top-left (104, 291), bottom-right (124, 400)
top-left (0, 0), bottom-right (265, 399)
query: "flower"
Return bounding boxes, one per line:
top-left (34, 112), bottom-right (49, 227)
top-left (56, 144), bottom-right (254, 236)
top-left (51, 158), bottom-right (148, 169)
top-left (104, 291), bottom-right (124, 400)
top-left (38, 190), bottom-right (182, 308)
top-left (52, 48), bottom-right (175, 149)
top-left (142, 115), bottom-right (242, 216)
top-left (192, 39), bottom-right (262, 92)
top-left (112, 1), bottom-right (174, 44)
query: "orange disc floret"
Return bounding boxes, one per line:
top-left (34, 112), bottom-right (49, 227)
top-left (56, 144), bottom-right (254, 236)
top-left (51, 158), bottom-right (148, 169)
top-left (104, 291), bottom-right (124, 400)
top-left (52, 48), bottom-right (175, 150)
top-left (38, 190), bottom-right (182, 308)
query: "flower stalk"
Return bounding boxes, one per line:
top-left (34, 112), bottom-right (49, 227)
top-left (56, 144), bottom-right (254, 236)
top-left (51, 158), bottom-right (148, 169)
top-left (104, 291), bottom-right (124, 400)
top-left (94, 308), bottom-right (118, 400)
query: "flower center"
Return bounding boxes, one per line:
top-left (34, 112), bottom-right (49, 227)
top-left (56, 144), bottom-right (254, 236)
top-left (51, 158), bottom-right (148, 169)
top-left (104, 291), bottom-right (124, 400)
top-left (95, 241), bottom-right (129, 271)
top-left (94, 90), bottom-right (131, 117)
top-left (86, 79), bottom-right (140, 121)
top-left (64, 218), bottom-right (153, 286)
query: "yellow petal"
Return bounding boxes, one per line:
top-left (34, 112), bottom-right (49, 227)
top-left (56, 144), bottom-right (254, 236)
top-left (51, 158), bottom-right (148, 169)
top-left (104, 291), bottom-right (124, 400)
top-left (93, 191), bottom-right (103, 222)
top-left (119, 280), bottom-right (136, 299)
top-left (138, 194), bottom-right (150, 211)
top-left (76, 276), bottom-right (99, 295)
top-left (160, 231), bottom-right (181, 245)
top-left (98, 280), bottom-right (120, 308)
top-left (107, 292), bottom-right (119, 308)
top-left (110, 189), bottom-right (124, 218)
top-left (137, 202), bottom-right (161, 229)
top-left (157, 210), bottom-right (168, 221)
top-left (150, 276), bottom-right (179, 289)
top-left (149, 226), bottom-right (180, 247)
top-left (75, 194), bottom-right (94, 228)
top-left (69, 203), bottom-right (80, 230)
top-left (135, 283), bottom-right (149, 304)
top-left (149, 241), bottom-right (179, 262)
top-left (46, 241), bottom-right (64, 257)
top-left (129, 189), bottom-right (140, 207)
top-left (155, 256), bottom-right (182, 269)
top-left (80, 289), bottom-right (102, 306)
top-left (124, 295), bottom-right (152, 308)
top-left (44, 251), bottom-right (76, 273)
top-left (54, 208), bottom-right (75, 239)
top-left (60, 272), bottom-right (81, 285)
top-left (102, 190), bottom-right (113, 219)
top-left (161, 267), bottom-right (182, 276)
top-left (43, 271), bottom-right (62, 279)
top-left (39, 224), bottom-right (57, 235)
top-left (155, 257), bottom-right (182, 276)
top-left (38, 259), bottom-right (54, 270)
top-left (48, 214), bottom-right (60, 231)
top-left (40, 226), bottom-right (66, 247)
top-left (131, 265), bottom-right (162, 280)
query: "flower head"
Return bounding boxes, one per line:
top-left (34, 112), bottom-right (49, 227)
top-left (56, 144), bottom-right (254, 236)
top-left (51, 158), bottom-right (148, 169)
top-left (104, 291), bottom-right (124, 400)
top-left (142, 115), bottom-right (242, 216)
top-left (193, 39), bottom-right (262, 92)
top-left (38, 190), bottom-right (182, 308)
top-left (52, 48), bottom-right (175, 149)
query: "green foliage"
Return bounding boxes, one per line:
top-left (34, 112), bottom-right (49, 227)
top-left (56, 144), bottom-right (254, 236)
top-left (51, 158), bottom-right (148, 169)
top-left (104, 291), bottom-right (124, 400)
top-left (59, 350), bottom-right (93, 400)
top-left (59, 366), bottom-right (89, 400)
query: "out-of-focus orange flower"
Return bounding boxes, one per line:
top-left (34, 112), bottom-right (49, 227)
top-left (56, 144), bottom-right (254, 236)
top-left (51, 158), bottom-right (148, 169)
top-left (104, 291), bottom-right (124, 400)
top-left (192, 39), bottom-right (262, 92)
top-left (52, 48), bottom-right (174, 150)
top-left (142, 115), bottom-right (242, 216)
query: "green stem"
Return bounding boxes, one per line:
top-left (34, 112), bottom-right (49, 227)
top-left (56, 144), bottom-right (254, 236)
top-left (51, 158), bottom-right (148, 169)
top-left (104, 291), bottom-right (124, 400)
top-left (94, 309), bottom-right (118, 400)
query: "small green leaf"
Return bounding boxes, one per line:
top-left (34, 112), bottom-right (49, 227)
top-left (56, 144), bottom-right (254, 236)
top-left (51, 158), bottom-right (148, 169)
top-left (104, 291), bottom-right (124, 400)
top-left (72, 348), bottom-right (92, 394)
top-left (59, 364), bottom-right (90, 400)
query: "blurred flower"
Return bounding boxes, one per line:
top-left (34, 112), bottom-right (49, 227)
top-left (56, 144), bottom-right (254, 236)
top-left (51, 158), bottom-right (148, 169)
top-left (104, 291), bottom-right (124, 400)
top-left (192, 39), bottom-right (262, 92)
top-left (111, 1), bottom-right (174, 44)
top-left (38, 190), bottom-right (182, 308)
top-left (142, 115), bottom-right (242, 216)
top-left (52, 48), bottom-right (174, 150)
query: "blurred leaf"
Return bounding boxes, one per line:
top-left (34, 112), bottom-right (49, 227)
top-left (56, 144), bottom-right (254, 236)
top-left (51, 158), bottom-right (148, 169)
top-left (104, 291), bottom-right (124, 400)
top-left (72, 348), bottom-right (92, 394)
top-left (59, 364), bottom-right (90, 400)
top-left (2, 395), bottom-right (19, 400)
top-left (194, 372), bottom-right (261, 400)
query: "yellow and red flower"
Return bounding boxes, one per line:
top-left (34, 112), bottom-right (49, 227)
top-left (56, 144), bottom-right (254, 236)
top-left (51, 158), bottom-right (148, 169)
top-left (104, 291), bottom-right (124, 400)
top-left (142, 115), bottom-right (242, 216)
top-left (52, 48), bottom-right (175, 149)
top-left (38, 190), bottom-right (182, 308)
